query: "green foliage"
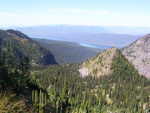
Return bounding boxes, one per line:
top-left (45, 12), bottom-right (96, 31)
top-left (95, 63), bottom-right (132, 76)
top-left (30, 63), bottom-right (150, 113)
top-left (32, 89), bottom-right (47, 113)
top-left (0, 38), bottom-right (30, 91)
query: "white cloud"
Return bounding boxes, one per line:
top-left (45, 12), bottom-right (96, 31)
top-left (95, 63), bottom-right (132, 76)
top-left (0, 9), bottom-right (150, 27)
top-left (48, 8), bottom-right (111, 15)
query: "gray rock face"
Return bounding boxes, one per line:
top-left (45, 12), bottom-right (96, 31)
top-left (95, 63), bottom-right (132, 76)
top-left (122, 34), bottom-right (150, 78)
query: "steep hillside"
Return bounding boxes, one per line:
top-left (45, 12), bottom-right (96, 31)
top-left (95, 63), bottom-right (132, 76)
top-left (79, 48), bottom-right (139, 78)
top-left (122, 34), bottom-right (150, 78)
top-left (0, 29), bottom-right (57, 66)
top-left (34, 39), bottom-right (101, 64)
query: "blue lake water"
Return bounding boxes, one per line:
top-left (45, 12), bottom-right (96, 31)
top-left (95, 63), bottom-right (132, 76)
top-left (79, 43), bottom-right (112, 49)
top-left (35, 37), bottom-right (112, 49)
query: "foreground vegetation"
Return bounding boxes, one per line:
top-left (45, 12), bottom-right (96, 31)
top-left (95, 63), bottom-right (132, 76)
top-left (0, 91), bottom-right (34, 113)
top-left (29, 54), bottom-right (150, 113)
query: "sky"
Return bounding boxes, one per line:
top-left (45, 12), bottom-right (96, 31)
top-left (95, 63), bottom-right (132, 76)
top-left (0, 0), bottom-right (150, 27)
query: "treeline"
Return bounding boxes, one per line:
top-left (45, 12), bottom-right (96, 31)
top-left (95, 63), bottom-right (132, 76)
top-left (0, 39), bottom-right (30, 92)
top-left (30, 62), bottom-right (150, 113)
top-left (0, 39), bottom-right (34, 112)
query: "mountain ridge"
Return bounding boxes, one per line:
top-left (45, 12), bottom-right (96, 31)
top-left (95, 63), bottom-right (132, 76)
top-left (79, 48), bottom-right (139, 78)
top-left (0, 29), bottom-right (57, 66)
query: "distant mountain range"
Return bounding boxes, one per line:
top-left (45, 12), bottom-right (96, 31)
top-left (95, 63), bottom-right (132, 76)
top-left (9, 25), bottom-right (144, 48)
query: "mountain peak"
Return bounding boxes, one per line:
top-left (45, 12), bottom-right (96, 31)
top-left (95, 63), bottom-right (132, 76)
top-left (7, 29), bottom-right (31, 40)
top-left (138, 34), bottom-right (150, 42)
top-left (144, 34), bottom-right (150, 37)
top-left (122, 34), bottom-right (150, 78)
top-left (142, 34), bottom-right (150, 41)
top-left (79, 48), bottom-right (121, 77)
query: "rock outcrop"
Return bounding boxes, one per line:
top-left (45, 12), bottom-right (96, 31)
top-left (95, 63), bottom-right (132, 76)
top-left (122, 34), bottom-right (150, 78)
top-left (79, 48), bottom-right (121, 77)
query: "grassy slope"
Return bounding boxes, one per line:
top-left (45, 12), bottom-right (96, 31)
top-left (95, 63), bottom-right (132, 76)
top-left (0, 91), bottom-right (34, 113)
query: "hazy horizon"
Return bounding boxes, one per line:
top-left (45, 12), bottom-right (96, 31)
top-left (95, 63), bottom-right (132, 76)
top-left (1, 0), bottom-right (150, 27)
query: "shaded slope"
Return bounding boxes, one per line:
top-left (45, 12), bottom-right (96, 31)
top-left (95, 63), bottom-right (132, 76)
top-left (0, 29), bottom-right (57, 66)
top-left (34, 39), bottom-right (101, 64)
